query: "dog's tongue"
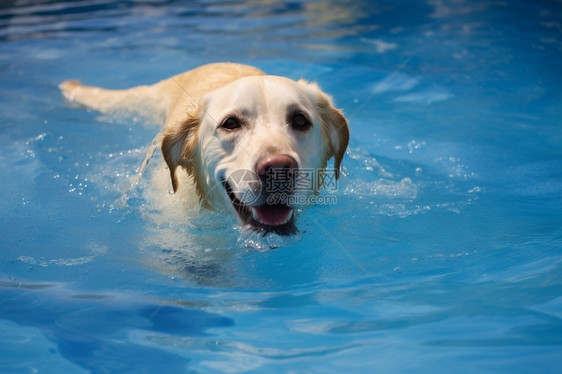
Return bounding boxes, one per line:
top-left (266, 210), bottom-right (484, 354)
top-left (252, 204), bottom-right (293, 226)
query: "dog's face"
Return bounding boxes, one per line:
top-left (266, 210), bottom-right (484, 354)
top-left (162, 75), bottom-right (348, 236)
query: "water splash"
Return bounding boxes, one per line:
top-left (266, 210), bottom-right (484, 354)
top-left (236, 225), bottom-right (303, 252)
top-left (340, 147), bottom-right (479, 218)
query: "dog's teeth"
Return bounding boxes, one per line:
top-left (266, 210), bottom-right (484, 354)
top-left (284, 209), bottom-right (293, 224)
top-left (252, 207), bottom-right (261, 223)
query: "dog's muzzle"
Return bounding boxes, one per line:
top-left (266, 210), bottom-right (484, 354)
top-left (223, 154), bottom-right (299, 236)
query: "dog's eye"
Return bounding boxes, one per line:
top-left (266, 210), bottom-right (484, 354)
top-left (221, 117), bottom-right (241, 131)
top-left (291, 113), bottom-right (311, 131)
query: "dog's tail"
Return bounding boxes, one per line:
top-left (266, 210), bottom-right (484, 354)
top-left (59, 79), bottom-right (172, 116)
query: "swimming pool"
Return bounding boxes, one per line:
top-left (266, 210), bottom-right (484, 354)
top-left (1, 0), bottom-right (561, 372)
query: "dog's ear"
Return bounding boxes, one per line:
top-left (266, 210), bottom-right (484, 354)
top-left (161, 114), bottom-right (200, 192)
top-left (319, 99), bottom-right (349, 179)
top-left (301, 81), bottom-right (349, 179)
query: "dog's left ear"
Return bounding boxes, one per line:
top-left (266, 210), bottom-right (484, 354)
top-left (300, 80), bottom-right (349, 178)
top-left (318, 96), bottom-right (349, 179)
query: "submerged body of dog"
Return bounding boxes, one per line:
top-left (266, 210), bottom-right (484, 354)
top-left (60, 63), bottom-right (349, 236)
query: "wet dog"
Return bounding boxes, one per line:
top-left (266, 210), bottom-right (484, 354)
top-left (60, 63), bottom-right (349, 236)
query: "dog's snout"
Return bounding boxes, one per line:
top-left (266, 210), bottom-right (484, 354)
top-left (255, 154), bottom-right (298, 176)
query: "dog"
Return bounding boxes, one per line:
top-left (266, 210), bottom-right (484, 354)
top-left (60, 62), bottom-right (349, 236)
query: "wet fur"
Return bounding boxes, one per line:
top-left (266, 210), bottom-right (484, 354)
top-left (60, 62), bottom-right (349, 226)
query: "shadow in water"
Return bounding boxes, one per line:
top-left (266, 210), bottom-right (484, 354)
top-left (0, 281), bottom-right (233, 373)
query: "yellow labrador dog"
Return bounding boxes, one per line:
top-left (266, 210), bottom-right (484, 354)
top-left (60, 63), bottom-right (349, 236)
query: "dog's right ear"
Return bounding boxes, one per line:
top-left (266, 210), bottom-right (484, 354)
top-left (161, 114), bottom-right (200, 193)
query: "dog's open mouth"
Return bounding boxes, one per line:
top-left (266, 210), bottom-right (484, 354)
top-left (223, 181), bottom-right (297, 236)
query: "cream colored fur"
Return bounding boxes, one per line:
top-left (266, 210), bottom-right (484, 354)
top-left (60, 62), bottom-right (349, 231)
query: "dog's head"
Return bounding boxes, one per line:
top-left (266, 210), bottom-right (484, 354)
top-left (162, 75), bottom-right (349, 236)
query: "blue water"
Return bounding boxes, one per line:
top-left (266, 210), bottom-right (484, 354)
top-left (1, 0), bottom-right (561, 372)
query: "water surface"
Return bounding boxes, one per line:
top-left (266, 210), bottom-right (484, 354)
top-left (1, 0), bottom-right (561, 373)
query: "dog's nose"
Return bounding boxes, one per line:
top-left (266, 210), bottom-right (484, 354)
top-left (255, 154), bottom-right (298, 177)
